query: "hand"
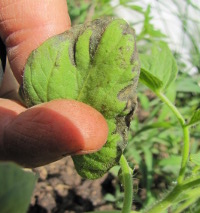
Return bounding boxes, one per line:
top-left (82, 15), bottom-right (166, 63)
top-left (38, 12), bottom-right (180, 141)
top-left (0, 0), bottom-right (108, 167)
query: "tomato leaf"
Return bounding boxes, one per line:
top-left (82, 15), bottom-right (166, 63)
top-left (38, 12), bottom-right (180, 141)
top-left (20, 19), bottom-right (140, 179)
top-left (0, 162), bottom-right (36, 213)
top-left (139, 68), bottom-right (163, 92)
top-left (139, 41), bottom-right (178, 92)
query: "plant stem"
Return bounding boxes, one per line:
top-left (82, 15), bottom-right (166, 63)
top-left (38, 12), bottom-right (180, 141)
top-left (156, 91), bottom-right (190, 184)
top-left (145, 185), bottom-right (182, 213)
top-left (146, 177), bottom-right (200, 213)
top-left (173, 194), bottom-right (198, 213)
top-left (181, 174), bottom-right (200, 185)
top-left (156, 91), bottom-right (185, 126)
top-left (177, 125), bottom-right (190, 184)
top-left (119, 155), bottom-right (133, 213)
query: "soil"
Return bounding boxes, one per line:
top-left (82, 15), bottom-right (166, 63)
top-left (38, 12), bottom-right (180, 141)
top-left (28, 157), bottom-right (116, 213)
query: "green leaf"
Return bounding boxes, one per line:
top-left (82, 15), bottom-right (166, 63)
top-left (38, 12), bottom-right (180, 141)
top-left (139, 41), bottom-right (178, 92)
top-left (190, 153), bottom-right (200, 166)
top-left (20, 19), bottom-right (140, 179)
top-left (0, 162), bottom-right (36, 213)
top-left (187, 109), bottom-right (200, 127)
top-left (139, 68), bottom-right (163, 92)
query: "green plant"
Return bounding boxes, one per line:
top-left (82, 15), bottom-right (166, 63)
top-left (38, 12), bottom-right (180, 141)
top-left (1, 1), bottom-right (200, 213)
top-left (0, 163), bottom-right (37, 213)
top-left (137, 38), bottom-right (200, 212)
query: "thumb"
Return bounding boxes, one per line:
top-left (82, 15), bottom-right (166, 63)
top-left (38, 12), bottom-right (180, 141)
top-left (1, 99), bottom-right (108, 167)
top-left (0, 0), bottom-right (71, 84)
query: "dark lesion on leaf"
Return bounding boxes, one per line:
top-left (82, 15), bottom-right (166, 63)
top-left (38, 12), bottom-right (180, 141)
top-left (116, 41), bottom-right (140, 152)
top-left (100, 104), bottom-right (108, 115)
top-left (122, 21), bottom-right (136, 36)
top-left (87, 19), bottom-right (111, 61)
top-left (115, 98), bottom-right (138, 152)
top-left (74, 18), bottom-right (112, 64)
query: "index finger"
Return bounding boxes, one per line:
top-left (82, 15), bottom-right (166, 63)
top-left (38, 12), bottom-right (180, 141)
top-left (0, 0), bottom-right (71, 84)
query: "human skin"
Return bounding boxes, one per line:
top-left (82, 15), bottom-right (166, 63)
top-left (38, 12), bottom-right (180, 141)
top-left (0, 0), bottom-right (108, 167)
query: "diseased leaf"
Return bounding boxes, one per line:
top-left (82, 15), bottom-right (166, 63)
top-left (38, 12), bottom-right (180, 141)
top-left (20, 19), bottom-right (140, 179)
top-left (0, 162), bottom-right (36, 213)
top-left (187, 109), bottom-right (200, 127)
top-left (139, 41), bottom-right (178, 92)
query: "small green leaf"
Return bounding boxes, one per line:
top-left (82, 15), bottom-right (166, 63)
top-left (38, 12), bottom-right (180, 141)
top-left (139, 41), bottom-right (178, 92)
top-left (139, 67), bottom-right (163, 92)
top-left (190, 153), bottom-right (200, 166)
top-left (187, 109), bottom-right (200, 127)
top-left (20, 19), bottom-right (140, 179)
top-left (0, 162), bottom-right (37, 213)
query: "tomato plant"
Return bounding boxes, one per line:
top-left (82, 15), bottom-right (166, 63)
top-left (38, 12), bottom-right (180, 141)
top-left (1, 1), bottom-right (200, 212)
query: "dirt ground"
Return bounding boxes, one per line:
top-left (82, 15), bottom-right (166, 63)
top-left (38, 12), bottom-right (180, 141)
top-left (28, 157), bottom-right (116, 213)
